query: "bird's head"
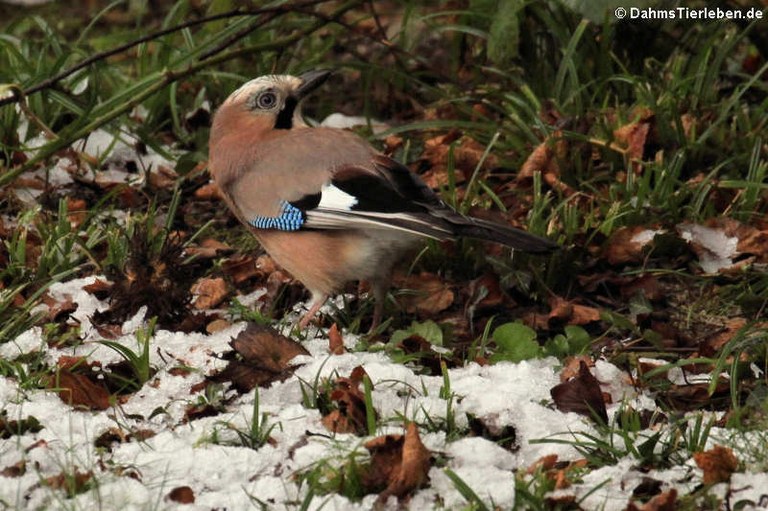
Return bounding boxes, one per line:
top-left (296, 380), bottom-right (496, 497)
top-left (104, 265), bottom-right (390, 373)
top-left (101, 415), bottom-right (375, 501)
top-left (215, 70), bottom-right (332, 133)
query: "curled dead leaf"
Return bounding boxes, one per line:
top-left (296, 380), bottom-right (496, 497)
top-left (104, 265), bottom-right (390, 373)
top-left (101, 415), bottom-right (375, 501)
top-left (362, 423), bottom-right (432, 506)
top-left (559, 356), bottom-right (594, 382)
top-left (694, 445), bottom-right (739, 485)
top-left (321, 366), bottom-right (373, 435)
top-left (548, 296), bottom-right (601, 326)
top-left (41, 292), bottom-right (78, 323)
top-left (82, 278), bottom-right (112, 299)
top-left (66, 198), bottom-right (88, 227)
top-left (527, 454), bottom-right (559, 474)
top-left (516, 132), bottom-right (572, 195)
top-left (466, 413), bottom-right (517, 451)
top-left (209, 323), bottom-right (309, 393)
top-left (627, 488), bottom-right (677, 511)
top-left (613, 117), bottom-right (651, 168)
top-left (550, 361), bottom-right (608, 423)
top-left (191, 277), bottom-right (229, 310)
top-left (604, 226), bottom-right (662, 266)
top-left (328, 323), bottom-right (345, 355)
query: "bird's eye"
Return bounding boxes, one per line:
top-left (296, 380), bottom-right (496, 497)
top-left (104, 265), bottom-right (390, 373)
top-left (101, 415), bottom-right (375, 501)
top-left (256, 91), bottom-right (277, 109)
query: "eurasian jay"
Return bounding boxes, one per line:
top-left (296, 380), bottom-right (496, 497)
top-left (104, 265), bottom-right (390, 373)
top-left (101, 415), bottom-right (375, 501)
top-left (208, 70), bottom-right (557, 329)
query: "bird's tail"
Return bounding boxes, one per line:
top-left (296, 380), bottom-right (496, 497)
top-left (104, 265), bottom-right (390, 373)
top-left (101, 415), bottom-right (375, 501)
top-left (448, 216), bottom-right (557, 253)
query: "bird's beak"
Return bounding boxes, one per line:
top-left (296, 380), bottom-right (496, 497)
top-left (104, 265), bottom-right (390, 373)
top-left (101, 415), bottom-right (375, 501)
top-left (296, 69), bottom-right (332, 99)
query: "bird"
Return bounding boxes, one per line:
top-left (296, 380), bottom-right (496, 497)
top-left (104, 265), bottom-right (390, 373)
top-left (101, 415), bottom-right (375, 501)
top-left (208, 70), bottom-right (557, 330)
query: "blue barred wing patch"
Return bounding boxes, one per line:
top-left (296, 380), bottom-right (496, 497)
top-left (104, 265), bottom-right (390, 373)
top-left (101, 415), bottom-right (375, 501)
top-left (250, 201), bottom-right (305, 231)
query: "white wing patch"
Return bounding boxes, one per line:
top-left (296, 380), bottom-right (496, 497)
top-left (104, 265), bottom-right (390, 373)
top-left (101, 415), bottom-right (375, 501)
top-left (319, 183), bottom-right (358, 210)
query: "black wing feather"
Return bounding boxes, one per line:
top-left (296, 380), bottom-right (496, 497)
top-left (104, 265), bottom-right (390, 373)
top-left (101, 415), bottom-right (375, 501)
top-left (290, 155), bottom-right (557, 252)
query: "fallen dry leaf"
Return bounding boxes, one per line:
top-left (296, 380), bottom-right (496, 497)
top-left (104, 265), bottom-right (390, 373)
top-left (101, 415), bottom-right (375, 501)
top-left (664, 381), bottom-right (730, 411)
top-left (41, 292), bottom-right (78, 323)
top-left (191, 277), bottom-right (229, 310)
top-left (699, 317), bottom-right (747, 357)
top-left (694, 445), bottom-right (739, 485)
top-left (148, 164), bottom-right (178, 190)
top-left (548, 296), bottom-right (601, 326)
top-left (82, 278), bottom-right (113, 299)
top-left (559, 356), bottom-right (594, 382)
top-left (604, 226), bottom-right (662, 265)
top-left (66, 197), bottom-right (88, 227)
top-left (321, 366), bottom-right (373, 435)
top-left (47, 369), bottom-right (110, 411)
top-left (627, 488), bottom-right (678, 511)
top-left (209, 323), bottom-right (309, 393)
top-left (466, 413), bottom-right (517, 451)
top-left (396, 272), bottom-right (454, 316)
top-left (221, 254), bottom-right (261, 285)
top-left (527, 454), bottom-right (560, 474)
top-left (0, 412), bottom-right (42, 439)
top-left (166, 486), bottom-right (195, 504)
top-left (361, 423), bottom-right (432, 505)
top-left (465, 272), bottom-right (506, 313)
top-left (43, 469), bottom-right (94, 497)
top-left (550, 361), bottom-right (608, 423)
top-left (516, 132), bottom-right (573, 195)
top-left (328, 323), bottom-right (345, 355)
top-left (613, 114), bottom-right (652, 170)
top-left (0, 460), bottom-right (25, 478)
top-left (377, 422), bottom-right (432, 504)
top-left (619, 274), bottom-right (663, 302)
top-left (420, 131), bottom-right (495, 187)
top-left (184, 238), bottom-right (232, 259)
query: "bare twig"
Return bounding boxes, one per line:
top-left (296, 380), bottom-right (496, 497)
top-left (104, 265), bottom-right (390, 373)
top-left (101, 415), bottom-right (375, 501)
top-left (0, 0), bottom-right (332, 109)
top-left (0, 0), bottom-right (362, 188)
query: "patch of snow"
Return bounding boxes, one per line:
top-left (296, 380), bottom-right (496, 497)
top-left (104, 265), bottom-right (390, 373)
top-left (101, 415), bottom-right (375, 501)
top-left (677, 223), bottom-right (739, 273)
top-left (0, 327), bottom-right (44, 359)
top-left (42, 276), bottom-right (109, 341)
top-left (0, 280), bottom-right (742, 509)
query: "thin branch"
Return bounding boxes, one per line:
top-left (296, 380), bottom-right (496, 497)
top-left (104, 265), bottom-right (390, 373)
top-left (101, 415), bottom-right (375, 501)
top-left (0, 0), bottom-right (363, 188)
top-left (0, 0), bottom-right (332, 108)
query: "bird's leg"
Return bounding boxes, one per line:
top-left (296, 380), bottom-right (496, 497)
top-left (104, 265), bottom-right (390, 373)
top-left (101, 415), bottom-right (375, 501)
top-left (298, 294), bottom-right (328, 329)
top-left (369, 278), bottom-right (390, 333)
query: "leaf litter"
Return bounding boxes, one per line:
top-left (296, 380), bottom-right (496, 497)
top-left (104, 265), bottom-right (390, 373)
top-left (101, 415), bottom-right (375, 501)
top-left (1, 68), bottom-right (768, 511)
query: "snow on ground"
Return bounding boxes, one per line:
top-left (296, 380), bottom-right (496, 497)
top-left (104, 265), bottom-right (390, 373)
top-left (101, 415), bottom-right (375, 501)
top-left (0, 278), bottom-right (764, 510)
